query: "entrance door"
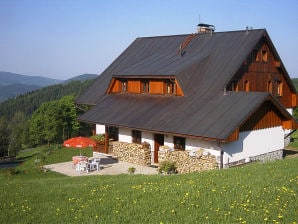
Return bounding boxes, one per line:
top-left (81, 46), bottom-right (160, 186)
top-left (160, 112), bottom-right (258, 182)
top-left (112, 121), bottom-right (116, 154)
top-left (154, 134), bottom-right (164, 163)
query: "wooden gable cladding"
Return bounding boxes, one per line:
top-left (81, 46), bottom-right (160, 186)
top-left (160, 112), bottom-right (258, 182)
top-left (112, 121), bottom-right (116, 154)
top-left (240, 101), bottom-right (286, 132)
top-left (227, 41), bottom-right (297, 108)
top-left (282, 119), bottom-right (297, 130)
top-left (225, 128), bottom-right (239, 142)
top-left (107, 77), bottom-right (184, 96)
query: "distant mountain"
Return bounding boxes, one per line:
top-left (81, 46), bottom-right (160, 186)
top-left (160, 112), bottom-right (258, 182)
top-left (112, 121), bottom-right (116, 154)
top-left (0, 71), bottom-right (97, 102)
top-left (0, 71), bottom-right (62, 86)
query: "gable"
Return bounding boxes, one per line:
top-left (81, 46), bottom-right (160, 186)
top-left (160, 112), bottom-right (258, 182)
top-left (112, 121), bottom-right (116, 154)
top-left (240, 101), bottom-right (287, 131)
top-left (226, 33), bottom-right (297, 108)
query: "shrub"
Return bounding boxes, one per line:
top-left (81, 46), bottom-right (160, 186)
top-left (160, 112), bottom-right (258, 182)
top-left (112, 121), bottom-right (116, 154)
top-left (158, 161), bottom-right (177, 174)
top-left (127, 167), bottom-right (136, 174)
top-left (90, 134), bottom-right (105, 142)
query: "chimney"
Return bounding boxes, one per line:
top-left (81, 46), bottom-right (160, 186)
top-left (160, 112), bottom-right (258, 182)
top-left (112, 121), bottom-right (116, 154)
top-left (197, 23), bottom-right (215, 34)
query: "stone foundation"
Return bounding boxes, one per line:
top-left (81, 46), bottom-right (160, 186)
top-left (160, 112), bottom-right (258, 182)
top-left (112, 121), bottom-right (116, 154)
top-left (109, 141), bottom-right (151, 166)
top-left (250, 149), bottom-right (283, 162)
top-left (227, 149), bottom-right (284, 167)
top-left (158, 149), bottom-right (218, 174)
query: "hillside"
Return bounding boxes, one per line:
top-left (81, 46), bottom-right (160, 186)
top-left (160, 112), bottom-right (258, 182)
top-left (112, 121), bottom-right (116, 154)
top-left (0, 72), bottom-right (97, 102)
top-left (64, 73), bottom-right (97, 83)
top-left (0, 83), bottom-right (41, 102)
top-left (0, 71), bottom-right (62, 102)
top-left (0, 79), bottom-right (95, 120)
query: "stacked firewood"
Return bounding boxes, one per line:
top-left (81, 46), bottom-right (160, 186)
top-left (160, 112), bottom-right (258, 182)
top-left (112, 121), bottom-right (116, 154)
top-left (110, 141), bottom-right (151, 166)
top-left (158, 149), bottom-right (218, 174)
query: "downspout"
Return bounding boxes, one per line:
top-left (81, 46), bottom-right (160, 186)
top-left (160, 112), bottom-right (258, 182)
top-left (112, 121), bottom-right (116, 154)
top-left (217, 140), bottom-right (224, 169)
top-left (104, 126), bottom-right (109, 154)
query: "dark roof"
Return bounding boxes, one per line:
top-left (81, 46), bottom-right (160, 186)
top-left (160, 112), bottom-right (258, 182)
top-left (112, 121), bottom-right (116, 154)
top-left (78, 91), bottom-right (291, 141)
top-left (76, 29), bottom-right (293, 140)
top-left (76, 29), bottom-right (268, 104)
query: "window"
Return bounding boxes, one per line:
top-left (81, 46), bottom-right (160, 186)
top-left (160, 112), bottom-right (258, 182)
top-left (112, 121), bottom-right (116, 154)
top-left (132, 130), bottom-right (142, 144)
top-left (165, 81), bottom-right (175, 94)
top-left (108, 126), bottom-right (119, 141)
top-left (121, 80), bottom-right (127, 92)
top-left (253, 49), bottom-right (259, 62)
top-left (267, 81), bottom-right (273, 93)
top-left (174, 136), bottom-right (185, 150)
top-left (227, 80), bottom-right (238, 91)
top-left (276, 81), bottom-right (283, 96)
top-left (262, 50), bottom-right (268, 63)
top-left (244, 80), bottom-right (249, 92)
top-left (141, 80), bottom-right (150, 93)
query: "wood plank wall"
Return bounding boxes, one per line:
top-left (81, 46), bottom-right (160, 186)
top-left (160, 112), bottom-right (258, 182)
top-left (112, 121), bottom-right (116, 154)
top-left (240, 101), bottom-right (284, 132)
top-left (228, 42), bottom-right (297, 108)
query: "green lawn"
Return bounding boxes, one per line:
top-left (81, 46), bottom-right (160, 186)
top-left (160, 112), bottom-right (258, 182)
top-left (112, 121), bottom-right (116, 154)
top-left (0, 145), bottom-right (297, 223)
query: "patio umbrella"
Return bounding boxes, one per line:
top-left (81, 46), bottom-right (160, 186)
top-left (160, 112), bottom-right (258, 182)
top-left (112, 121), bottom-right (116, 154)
top-left (63, 136), bottom-right (96, 155)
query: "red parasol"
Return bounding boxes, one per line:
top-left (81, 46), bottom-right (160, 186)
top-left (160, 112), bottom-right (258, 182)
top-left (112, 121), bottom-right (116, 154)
top-left (63, 136), bottom-right (96, 148)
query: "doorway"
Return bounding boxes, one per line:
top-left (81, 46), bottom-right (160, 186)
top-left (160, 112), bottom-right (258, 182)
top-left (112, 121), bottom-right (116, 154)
top-left (154, 134), bottom-right (164, 163)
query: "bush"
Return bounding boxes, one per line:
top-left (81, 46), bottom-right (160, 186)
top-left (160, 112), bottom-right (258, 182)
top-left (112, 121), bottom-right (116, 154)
top-left (158, 161), bottom-right (177, 174)
top-left (90, 134), bottom-right (105, 142)
top-left (127, 167), bottom-right (136, 174)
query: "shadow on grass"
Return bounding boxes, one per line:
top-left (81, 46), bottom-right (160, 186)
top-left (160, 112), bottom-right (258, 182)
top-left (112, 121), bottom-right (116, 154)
top-left (17, 153), bottom-right (39, 161)
top-left (284, 148), bottom-right (298, 158)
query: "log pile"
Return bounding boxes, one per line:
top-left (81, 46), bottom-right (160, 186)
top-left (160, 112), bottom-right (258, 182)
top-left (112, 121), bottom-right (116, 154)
top-left (109, 141), bottom-right (151, 166)
top-left (158, 149), bottom-right (218, 173)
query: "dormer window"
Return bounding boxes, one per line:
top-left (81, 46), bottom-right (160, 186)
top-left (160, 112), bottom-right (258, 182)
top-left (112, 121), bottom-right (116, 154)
top-left (141, 80), bottom-right (150, 93)
top-left (121, 80), bottom-right (127, 92)
top-left (107, 76), bottom-right (184, 96)
top-left (165, 81), bottom-right (175, 94)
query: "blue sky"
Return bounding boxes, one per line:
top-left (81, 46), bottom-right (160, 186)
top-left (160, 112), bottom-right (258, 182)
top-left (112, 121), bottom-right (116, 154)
top-left (0, 0), bottom-right (297, 79)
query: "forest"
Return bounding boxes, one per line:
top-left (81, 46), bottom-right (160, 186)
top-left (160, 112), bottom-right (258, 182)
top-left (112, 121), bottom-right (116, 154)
top-left (0, 79), bottom-right (94, 157)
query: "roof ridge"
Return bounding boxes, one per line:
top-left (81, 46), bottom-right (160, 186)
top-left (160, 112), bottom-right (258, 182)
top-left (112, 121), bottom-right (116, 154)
top-left (136, 28), bottom-right (266, 40)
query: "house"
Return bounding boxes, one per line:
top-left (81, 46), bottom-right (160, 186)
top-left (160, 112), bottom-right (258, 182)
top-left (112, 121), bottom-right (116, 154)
top-left (76, 25), bottom-right (297, 169)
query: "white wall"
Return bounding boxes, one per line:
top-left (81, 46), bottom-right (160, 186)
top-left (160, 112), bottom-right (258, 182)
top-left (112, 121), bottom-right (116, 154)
top-left (96, 124), bottom-right (105, 134)
top-left (119, 128), bottom-right (132, 143)
top-left (100, 125), bottom-right (284, 167)
top-left (222, 126), bottom-right (284, 164)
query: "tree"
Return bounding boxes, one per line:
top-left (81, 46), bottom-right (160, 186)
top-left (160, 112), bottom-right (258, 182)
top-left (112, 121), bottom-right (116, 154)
top-left (29, 95), bottom-right (80, 146)
top-left (0, 117), bottom-right (9, 157)
top-left (7, 112), bottom-right (26, 156)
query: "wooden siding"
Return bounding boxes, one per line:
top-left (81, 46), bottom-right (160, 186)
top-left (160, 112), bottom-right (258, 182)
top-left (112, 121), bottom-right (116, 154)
top-left (227, 42), bottom-right (297, 108)
top-left (108, 78), bottom-right (120, 93)
top-left (128, 80), bottom-right (140, 93)
top-left (225, 128), bottom-right (239, 142)
top-left (240, 101), bottom-right (285, 132)
top-left (150, 80), bottom-right (164, 94)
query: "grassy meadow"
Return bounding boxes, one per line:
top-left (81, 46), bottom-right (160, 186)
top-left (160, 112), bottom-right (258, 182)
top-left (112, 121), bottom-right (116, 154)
top-left (0, 145), bottom-right (297, 224)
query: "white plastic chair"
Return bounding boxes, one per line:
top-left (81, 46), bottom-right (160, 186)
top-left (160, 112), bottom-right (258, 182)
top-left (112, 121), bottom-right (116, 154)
top-left (78, 161), bottom-right (89, 173)
top-left (90, 158), bottom-right (101, 171)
